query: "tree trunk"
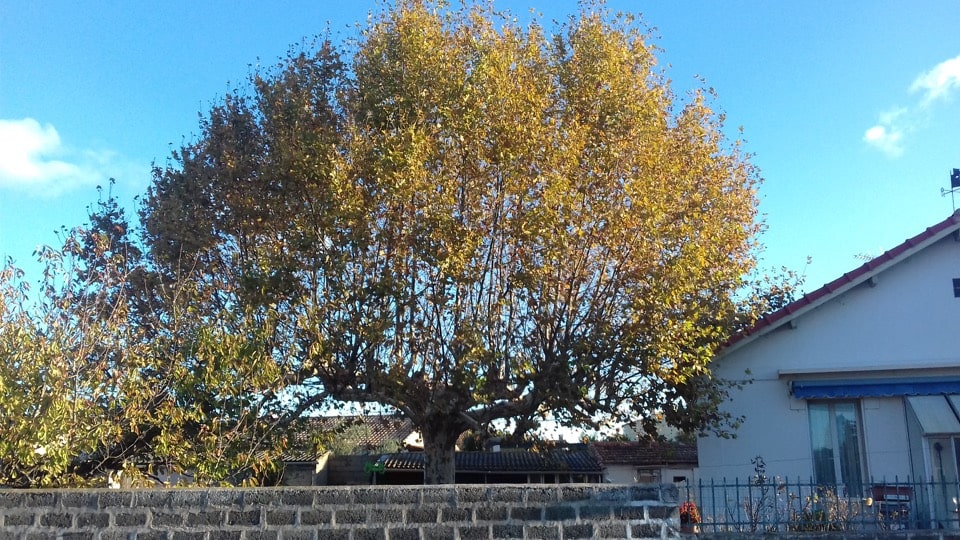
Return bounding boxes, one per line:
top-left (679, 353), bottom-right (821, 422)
top-left (421, 426), bottom-right (460, 484)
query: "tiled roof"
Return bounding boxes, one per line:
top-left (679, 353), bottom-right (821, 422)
top-left (726, 211), bottom-right (960, 352)
top-left (284, 415), bottom-right (417, 462)
top-left (590, 441), bottom-right (697, 467)
top-left (382, 449), bottom-right (602, 473)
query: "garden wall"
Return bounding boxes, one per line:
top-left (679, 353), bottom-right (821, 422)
top-left (0, 484), bottom-right (680, 539)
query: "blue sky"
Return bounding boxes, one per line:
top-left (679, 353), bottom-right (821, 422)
top-left (2, 1), bottom-right (959, 294)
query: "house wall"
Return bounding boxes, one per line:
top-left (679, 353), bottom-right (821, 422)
top-left (699, 234), bottom-right (960, 483)
top-left (605, 465), bottom-right (638, 484)
top-left (0, 484), bottom-right (681, 539)
top-left (604, 465), bottom-right (695, 486)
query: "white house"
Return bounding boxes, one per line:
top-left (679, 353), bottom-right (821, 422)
top-left (696, 211), bottom-right (960, 528)
top-left (591, 441), bottom-right (697, 486)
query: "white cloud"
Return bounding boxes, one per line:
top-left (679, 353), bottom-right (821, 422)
top-left (863, 107), bottom-right (907, 158)
top-left (0, 118), bottom-right (110, 196)
top-left (910, 55), bottom-right (960, 104)
top-left (863, 124), bottom-right (903, 158)
top-left (863, 54), bottom-right (960, 157)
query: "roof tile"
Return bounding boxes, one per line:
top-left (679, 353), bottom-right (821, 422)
top-left (590, 441), bottom-right (697, 467)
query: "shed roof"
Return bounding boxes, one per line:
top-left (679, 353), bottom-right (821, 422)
top-left (382, 449), bottom-right (602, 473)
top-left (590, 441), bottom-right (697, 467)
top-left (284, 415), bottom-right (417, 462)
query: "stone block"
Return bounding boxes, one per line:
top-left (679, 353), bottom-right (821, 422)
top-left (440, 506), bottom-right (471, 523)
top-left (631, 522), bottom-right (663, 539)
top-left (420, 525), bottom-right (457, 540)
top-left (646, 504), bottom-right (674, 519)
top-left (276, 529), bottom-right (316, 540)
top-left (38, 511), bottom-right (73, 528)
top-left (299, 508), bottom-right (333, 525)
top-left (544, 505), bottom-right (576, 521)
top-left (456, 486), bottom-right (489, 503)
top-left (525, 525), bottom-right (561, 539)
top-left (4, 512), bottom-right (36, 527)
top-left (95, 532), bottom-right (132, 540)
top-left (351, 528), bottom-right (386, 540)
top-left (208, 531), bottom-right (244, 540)
top-left (228, 509), bottom-right (262, 526)
top-left (353, 487), bottom-right (389, 504)
top-left (186, 509), bottom-right (225, 527)
top-left (0, 492), bottom-right (56, 508)
top-left (524, 487), bottom-right (559, 503)
top-left (170, 490), bottom-right (207, 508)
top-left (491, 524), bottom-right (523, 539)
top-left (314, 530), bottom-right (349, 540)
top-left (658, 483), bottom-right (678, 503)
top-left (265, 509), bottom-right (298, 526)
top-left (75, 511), bottom-right (110, 528)
top-left (488, 487), bottom-right (523, 503)
top-left (630, 485), bottom-right (662, 502)
top-left (406, 506), bottom-right (439, 523)
top-left (597, 523), bottom-right (629, 538)
top-left (368, 508), bottom-right (403, 524)
top-left (132, 491), bottom-right (174, 508)
top-left (314, 489), bottom-right (352, 505)
top-left (243, 531), bottom-right (279, 540)
top-left (241, 489), bottom-right (282, 507)
top-left (562, 523), bottom-right (594, 539)
top-left (593, 487), bottom-right (629, 502)
top-left (207, 488), bottom-right (244, 508)
top-left (151, 510), bottom-right (185, 527)
top-left (558, 486), bottom-right (595, 502)
top-left (386, 528), bottom-right (420, 540)
top-left (60, 533), bottom-right (95, 540)
top-left (386, 488), bottom-right (420, 505)
top-left (171, 532), bottom-right (208, 540)
top-left (281, 489), bottom-right (316, 506)
top-left (508, 506), bottom-right (542, 521)
top-left (59, 491), bottom-right (98, 508)
top-left (454, 525), bottom-right (488, 540)
top-left (334, 508), bottom-right (367, 525)
top-left (579, 505), bottom-right (611, 519)
top-left (97, 491), bottom-right (134, 509)
top-left (134, 532), bottom-right (170, 540)
top-left (420, 487), bottom-right (457, 504)
top-left (474, 505), bottom-right (508, 521)
top-left (112, 510), bottom-right (148, 527)
top-left (614, 505), bottom-right (646, 520)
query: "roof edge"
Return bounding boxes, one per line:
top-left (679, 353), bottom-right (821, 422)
top-left (723, 211), bottom-right (960, 355)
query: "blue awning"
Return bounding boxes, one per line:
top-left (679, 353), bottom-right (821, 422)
top-left (791, 377), bottom-right (960, 399)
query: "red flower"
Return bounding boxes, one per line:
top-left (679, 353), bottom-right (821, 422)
top-left (679, 501), bottom-right (701, 524)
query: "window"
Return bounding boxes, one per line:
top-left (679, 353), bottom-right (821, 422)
top-left (809, 401), bottom-right (865, 495)
top-left (636, 468), bottom-right (660, 484)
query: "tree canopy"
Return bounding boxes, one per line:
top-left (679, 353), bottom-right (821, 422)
top-left (0, 1), bottom-right (772, 487)
top-left (141, 0), bottom-right (763, 483)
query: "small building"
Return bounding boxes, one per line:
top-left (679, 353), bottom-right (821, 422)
top-left (377, 449), bottom-right (604, 484)
top-left (696, 211), bottom-right (960, 528)
top-left (281, 415), bottom-right (422, 486)
top-left (591, 440), bottom-right (697, 485)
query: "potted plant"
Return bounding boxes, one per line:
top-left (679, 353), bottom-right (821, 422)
top-left (679, 500), bottom-right (701, 533)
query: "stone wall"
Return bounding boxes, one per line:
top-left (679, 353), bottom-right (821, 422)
top-left (0, 484), bottom-right (680, 539)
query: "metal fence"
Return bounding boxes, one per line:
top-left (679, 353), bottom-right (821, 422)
top-left (684, 476), bottom-right (960, 533)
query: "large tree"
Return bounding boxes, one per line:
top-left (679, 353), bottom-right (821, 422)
top-left (143, 1), bottom-right (762, 483)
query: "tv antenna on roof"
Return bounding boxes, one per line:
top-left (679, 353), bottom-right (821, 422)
top-left (941, 168), bottom-right (960, 211)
